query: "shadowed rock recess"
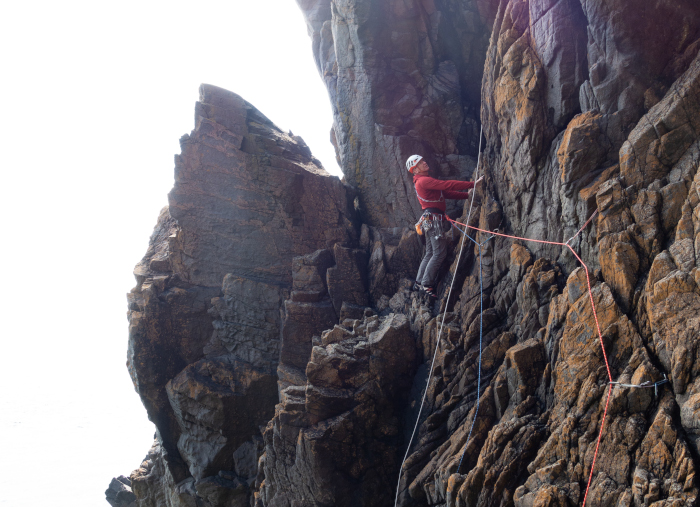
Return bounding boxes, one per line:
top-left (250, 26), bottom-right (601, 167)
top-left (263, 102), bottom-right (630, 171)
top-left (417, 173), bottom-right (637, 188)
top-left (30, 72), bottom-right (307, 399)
top-left (109, 1), bottom-right (700, 506)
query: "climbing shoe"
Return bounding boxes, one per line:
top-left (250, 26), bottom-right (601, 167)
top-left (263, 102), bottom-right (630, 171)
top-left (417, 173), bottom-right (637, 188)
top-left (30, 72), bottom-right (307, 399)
top-left (422, 285), bottom-right (437, 298)
top-left (412, 282), bottom-right (423, 292)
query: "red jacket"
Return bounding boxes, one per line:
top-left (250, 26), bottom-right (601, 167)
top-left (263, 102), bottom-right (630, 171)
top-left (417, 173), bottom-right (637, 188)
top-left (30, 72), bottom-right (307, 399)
top-left (413, 173), bottom-right (474, 213)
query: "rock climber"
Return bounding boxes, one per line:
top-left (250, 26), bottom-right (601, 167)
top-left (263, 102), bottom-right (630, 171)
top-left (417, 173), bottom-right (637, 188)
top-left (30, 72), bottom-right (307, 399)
top-left (406, 154), bottom-right (482, 298)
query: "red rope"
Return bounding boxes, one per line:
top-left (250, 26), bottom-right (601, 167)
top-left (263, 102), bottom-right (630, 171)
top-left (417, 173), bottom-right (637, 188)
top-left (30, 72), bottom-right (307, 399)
top-left (565, 245), bottom-right (612, 382)
top-left (582, 385), bottom-right (612, 507)
top-left (456, 223), bottom-right (567, 247)
top-left (567, 209), bottom-right (599, 245)
top-left (447, 212), bottom-right (610, 507)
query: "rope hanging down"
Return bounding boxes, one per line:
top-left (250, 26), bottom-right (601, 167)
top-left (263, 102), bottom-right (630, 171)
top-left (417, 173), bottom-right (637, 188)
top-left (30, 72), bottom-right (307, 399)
top-left (453, 227), bottom-right (494, 473)
top-left (446, 213), bottom-right (610, 507)
top-left (393, 125), bottom-right (484, 507)
top-left (446, 212), bottom-right (668, 507)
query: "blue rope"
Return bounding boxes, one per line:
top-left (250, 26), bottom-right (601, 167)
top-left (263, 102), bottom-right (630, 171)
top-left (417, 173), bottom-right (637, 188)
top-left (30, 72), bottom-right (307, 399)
top-left (450, 220), bottom-right (669, 477)
top-left (452, 224), bottom-right (493, 473)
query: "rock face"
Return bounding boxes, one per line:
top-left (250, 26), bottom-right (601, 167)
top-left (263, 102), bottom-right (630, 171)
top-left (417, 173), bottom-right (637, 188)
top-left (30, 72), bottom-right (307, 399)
top-left (114, 1), bottom-right (700, 507)
top-left (296, 0), bottom-right (496, 227)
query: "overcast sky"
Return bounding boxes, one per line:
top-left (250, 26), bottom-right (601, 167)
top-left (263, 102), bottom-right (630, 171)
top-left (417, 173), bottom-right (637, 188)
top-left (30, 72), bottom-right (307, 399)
top-left (0, 2), bottom-right (340, 505)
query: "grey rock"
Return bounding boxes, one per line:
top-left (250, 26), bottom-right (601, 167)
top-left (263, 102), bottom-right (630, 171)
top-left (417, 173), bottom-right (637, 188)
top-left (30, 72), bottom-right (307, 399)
top-left (257, 313), bottom-right (417, 507)
top-left (106, 476), bottom-right (137, 507)
top-left (166, 357), bottom-right (277, 481)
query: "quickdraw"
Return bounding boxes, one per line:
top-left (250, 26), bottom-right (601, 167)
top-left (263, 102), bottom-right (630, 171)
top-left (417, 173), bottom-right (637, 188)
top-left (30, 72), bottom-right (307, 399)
top-left (414, 211), bottom-right (444, 237)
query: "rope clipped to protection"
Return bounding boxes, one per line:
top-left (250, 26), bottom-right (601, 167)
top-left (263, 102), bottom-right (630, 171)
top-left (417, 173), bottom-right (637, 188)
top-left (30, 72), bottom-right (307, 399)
top-left (395, 127), bottom-right (667, 507)
top-left (446, 211), bottom-right (668, 507)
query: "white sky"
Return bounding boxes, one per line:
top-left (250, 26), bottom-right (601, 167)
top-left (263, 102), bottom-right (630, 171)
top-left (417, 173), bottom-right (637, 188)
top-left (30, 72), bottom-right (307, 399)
top-left (0, 2), bottom-right (340, 505)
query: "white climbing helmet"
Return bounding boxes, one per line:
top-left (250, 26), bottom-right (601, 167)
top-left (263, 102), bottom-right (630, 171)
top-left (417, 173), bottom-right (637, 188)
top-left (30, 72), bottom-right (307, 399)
top-left (406, 154), bottom-right (423, 173)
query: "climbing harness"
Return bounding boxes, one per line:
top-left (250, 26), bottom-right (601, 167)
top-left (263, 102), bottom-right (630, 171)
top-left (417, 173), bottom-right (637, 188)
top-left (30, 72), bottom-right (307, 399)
top-left (415, 210), bottom-right (447, 238)
top-left (414, 187), bottom-right (448, 237)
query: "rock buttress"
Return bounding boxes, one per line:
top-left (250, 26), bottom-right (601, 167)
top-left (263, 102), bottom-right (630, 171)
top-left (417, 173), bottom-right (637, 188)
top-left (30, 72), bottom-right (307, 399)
top-left (295, 1), bottom-right (700, 507)
top-left (382, 1), bottom-right (700, 506)
top-left (124, 84), bottom-right (358, 505)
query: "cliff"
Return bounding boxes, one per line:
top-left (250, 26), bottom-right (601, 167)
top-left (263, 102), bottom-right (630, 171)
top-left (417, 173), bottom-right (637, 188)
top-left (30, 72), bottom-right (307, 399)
top-left (108, 1), bottom-right (700, 506)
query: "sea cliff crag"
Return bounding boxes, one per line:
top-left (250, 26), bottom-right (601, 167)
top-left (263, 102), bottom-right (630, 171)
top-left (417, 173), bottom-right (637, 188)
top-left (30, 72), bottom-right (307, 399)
top-left (111, 1), bottom-right (700, 506)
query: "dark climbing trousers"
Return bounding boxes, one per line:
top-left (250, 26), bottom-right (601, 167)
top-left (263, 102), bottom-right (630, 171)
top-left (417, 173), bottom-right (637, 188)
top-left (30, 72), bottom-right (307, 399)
top-left (416, 220), bottom-right (448, 288)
